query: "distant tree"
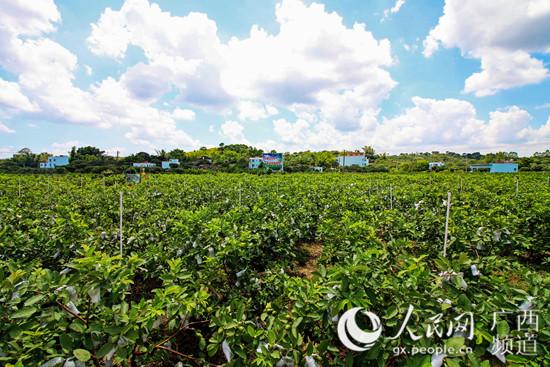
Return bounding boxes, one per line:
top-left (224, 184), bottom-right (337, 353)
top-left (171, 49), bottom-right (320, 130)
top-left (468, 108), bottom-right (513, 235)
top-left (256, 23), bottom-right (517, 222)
top-left (155, 149), bottom-right (168, 160)
top-left (133, 152), bottom-right (151, 162)
top-left (70, 146), bottom-right (77, 160)
top-left (12, 148), bottom-right (35, 167)
top-left (483, 153), bottom-right (495, 163)
top-left (17, 148), bottom-right (33, 156)
top-left (533, 149), bottom-right (550, 158)
top-left (463, 152), bottom-right (481, 160)
top-left (316, 151), bottom-right (337, 168)
top-left (413, 160), bottom-right (429, 172)
top-left (223, 144), bottom-right (251, 153)
top-left (36, 152), bottom-right (49, 163)
top-left (362, 145), bottom-right (376, 160)
top-left (76, 146), bottom-right (104, 158)
top-left (168, 149), bottom-right (186, 161)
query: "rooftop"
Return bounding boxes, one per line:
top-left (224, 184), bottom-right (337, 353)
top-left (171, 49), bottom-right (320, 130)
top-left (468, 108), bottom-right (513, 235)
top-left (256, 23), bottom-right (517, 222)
top-left (339, 151), bottom-right (364, 157)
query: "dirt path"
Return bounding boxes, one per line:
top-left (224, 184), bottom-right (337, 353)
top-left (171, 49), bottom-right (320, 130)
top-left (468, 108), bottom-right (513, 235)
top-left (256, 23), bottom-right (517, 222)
top-left (295, 242), bottom-right (323, 279)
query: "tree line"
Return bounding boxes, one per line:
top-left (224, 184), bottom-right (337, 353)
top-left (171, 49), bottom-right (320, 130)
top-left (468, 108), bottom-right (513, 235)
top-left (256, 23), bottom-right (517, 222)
top-left (1, 144), bottom-right (550, 174)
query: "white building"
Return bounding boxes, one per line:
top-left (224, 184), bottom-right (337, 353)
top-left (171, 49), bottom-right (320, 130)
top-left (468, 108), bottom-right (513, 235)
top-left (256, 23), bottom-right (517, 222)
top-left (336, 152), bottom-right (369, 167)
top-left (40, 155), bottom-right (69, 169)
top-left (133, 162), bottom-right (157, 168)
top-left (161, 159), bottom-right (180, 169)
top-left (429, 162), bottom-right (445, 170)
top-left (249, 157), bottom-right (262, 169)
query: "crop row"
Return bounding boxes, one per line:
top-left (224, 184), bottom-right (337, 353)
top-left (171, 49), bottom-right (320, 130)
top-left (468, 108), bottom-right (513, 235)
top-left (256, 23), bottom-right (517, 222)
top-left (0, 173), bottom-right (548, 366)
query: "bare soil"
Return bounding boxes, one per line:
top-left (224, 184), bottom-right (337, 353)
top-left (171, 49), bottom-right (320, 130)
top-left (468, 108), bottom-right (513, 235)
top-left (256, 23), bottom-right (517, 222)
top-left (295, 242), bottom-right (323, 279)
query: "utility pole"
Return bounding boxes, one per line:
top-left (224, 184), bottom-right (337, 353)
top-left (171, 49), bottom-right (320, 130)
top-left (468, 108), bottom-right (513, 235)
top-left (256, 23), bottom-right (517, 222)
top-left (342, 150), bottom-right (346, 172)
top-left (443, 192), bottom-right (451, 257)
top-left (119, 192), bottom-right (123, 257)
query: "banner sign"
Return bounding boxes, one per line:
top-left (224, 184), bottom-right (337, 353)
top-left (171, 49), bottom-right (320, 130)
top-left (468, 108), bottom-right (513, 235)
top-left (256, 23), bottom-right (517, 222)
top-left (262, 153), bottom-right (284, 171)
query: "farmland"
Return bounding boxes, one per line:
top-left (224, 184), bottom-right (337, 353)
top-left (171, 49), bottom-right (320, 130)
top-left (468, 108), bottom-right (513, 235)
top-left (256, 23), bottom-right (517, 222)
top-left (0, 173), bottom-right (549, 366)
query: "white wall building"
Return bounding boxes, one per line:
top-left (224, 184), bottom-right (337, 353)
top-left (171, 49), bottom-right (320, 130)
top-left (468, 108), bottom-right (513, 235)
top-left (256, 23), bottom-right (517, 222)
top-left (336, 153), bottom-right (368, 167)
top-left (133, 162), bottom-right (157, 168)
top-left (161, 159), bottom-right (180, 169)
top-left (40, 155), bottom-right (69, 169)
top-left (429, 162), bottom-right (445, 170)
top-left (249, 157), bottom-right (262, 169)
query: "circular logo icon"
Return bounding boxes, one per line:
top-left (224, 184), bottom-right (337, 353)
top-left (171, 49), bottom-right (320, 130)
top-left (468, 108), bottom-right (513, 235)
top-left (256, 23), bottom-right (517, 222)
top-left (337, 307), bottom-right (382, 352)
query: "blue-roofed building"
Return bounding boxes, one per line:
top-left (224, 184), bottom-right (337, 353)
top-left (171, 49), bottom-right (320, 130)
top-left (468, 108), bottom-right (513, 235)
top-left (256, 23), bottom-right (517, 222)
top-left (469, 162), bottom-right (518, 173)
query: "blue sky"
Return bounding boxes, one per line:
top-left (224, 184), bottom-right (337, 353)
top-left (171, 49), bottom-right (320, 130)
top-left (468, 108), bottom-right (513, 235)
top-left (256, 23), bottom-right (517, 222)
top-left (0, 0), bottom-right (549, 157)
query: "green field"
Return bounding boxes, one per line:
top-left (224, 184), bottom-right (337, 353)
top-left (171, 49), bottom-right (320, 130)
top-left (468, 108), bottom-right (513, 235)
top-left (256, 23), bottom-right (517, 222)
top-left (1, 173), bottom-right (549, 366)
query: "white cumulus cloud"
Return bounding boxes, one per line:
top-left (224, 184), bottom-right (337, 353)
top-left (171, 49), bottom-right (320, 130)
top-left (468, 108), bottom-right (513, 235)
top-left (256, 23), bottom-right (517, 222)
top-left (269, 96), bottom-right (550, 155)
top-left (423, 0), bottom-right (550, 96)
top-left (220, 120), bottom-right (249, 144)
top-left (237, 101), bottom-right (278, 121)
top-left (2, 0), bottom-right (546, 155)
top-left (0, 78), bottom-right (38, 112)
top-left (0, 0), bottom-right (202, 149)
top-left (383, 0), bottom-right (406, 20)
top-left (172, 108), bottom-right (196, 121)
top-left (0, 122), bottom-right (15, 134)
top-left (0, 0), bottom-right (60, 36)
top-left (51, 140), bottom-right (79, 155)
top-left (88, 0), bottom-right (395, 131)
top-left (222, 0), bottom-right (395, 130)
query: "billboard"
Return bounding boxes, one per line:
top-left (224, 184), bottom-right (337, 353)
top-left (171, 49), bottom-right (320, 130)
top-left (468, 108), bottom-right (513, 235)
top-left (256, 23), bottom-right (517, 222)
top-left (262, 153), bottom-right (284, 171)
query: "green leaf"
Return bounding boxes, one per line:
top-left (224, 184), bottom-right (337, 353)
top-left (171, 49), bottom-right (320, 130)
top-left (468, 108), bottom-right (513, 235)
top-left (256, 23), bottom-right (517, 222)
top-left (457, 294), bottom-right (471, 310)
top-left (198, 336), bottom-right (206, 350)
top-left (60, 334), bottom-right (73, 350)
top-left (73, 349), bottom-right (91, 362)
top-left (506, 355), bottom-right (530, 362)
top-left (11, 307), bottom-right (37, 319)
top-left (24, 294), bottom-right (45, 307)
top-left (207, 343), bottom-right (218, 357)
top-left (345, 352), bottom-right (354, 367)
top-left (497, 320), bottom-right (510, 337)
top-left (318, 340), bottom-right (329, 354)
top-left (69, 321), bottom-right (86, 333)
top-left (319, 265), bottom-right (326, 277)
top-left (445, 336), bottom-right (464, 350)
top-left (291, 317), bottom-right (303, 338)
top-left (384, 305), bottom-right (398, 319)
top-left (104, 325), bottom-right (123, 335)
top-left (446, 358), bottom-right (461, 367)
top-left (97, 343), bottom-right (115, 358)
